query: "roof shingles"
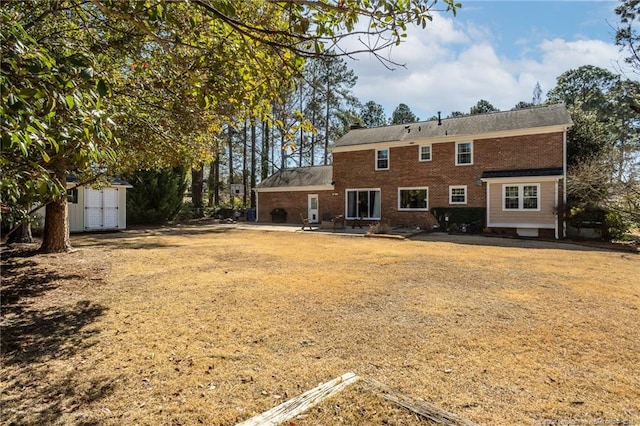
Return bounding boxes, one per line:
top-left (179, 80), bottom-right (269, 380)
top-left (335, 104), bottom-right (572, 148)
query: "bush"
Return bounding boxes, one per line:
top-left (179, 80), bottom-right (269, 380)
top-left (604, 210), bottom-right (630, 241)
top-left (125, 167), bottom-right (187, 225)
top-left (430, 207), bottom-right (485, 232)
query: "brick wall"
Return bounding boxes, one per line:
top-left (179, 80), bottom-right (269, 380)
top-left (332, 132), bottom-right (564, 228)
top-left (256, 190), bottom-right (339, 224)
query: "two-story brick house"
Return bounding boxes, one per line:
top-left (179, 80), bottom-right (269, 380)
top-left (255, 104), bottom-right (572, 238)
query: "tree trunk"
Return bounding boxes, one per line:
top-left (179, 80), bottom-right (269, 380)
top-left (213, 151), bottom-right (220, 207)
top-left (40, 169), bottom-right (71, 253)
top-left (242, 120), bottom-right (248, 206)
top-left (7, 219), bottom-right (33, 244)
top-left (261, 119), bottom-right (269, 180)
top-left (191, 166), bottom-right (204, 217)
top-left (251, 119), bottom-right (257, 208)
top-left (324, 73), bottom-right (330, 165)
top-left (40, 197), bottom-right (71, 253)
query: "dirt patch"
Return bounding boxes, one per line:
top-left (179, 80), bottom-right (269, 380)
top-left (2, 227), bottom-right (639, 425)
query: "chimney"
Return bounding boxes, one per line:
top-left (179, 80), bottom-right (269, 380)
top-left (349, 122), bottom-right (363, 130)
top-left (437, 111), bottom-right (442, 126)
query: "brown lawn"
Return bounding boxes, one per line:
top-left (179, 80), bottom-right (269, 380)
top-left (1, 226), bottom-right (639, 426)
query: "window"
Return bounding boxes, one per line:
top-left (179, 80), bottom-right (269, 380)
top-left (449, 185), bottom-right (467, 204)
top-left (67, 188), bottom-right (78, 204)
top-left (346, 189), bottom-right (381, 219)
top-left (504, 186), bottom-right (519, 209)
top-left (419, 145), bottom-right (432, 162)
top-left (456, 141), bottom-right (473, 165)
top-left (398, 188), bottom-right (428, 211)
top-left (503, 184), bottom-right (540, 210)
top-left (376, 149), bottom-right (389, 170)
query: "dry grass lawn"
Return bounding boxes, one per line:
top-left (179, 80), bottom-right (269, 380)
top-left (1, 225), bottom-right (639, 426)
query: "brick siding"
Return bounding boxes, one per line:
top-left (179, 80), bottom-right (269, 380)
top-left (331, 132), bottom-right (564, 228)
top-left (257, 190), bottom-right (339, 224)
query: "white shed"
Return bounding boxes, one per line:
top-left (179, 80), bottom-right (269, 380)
top-left (36, 178), bottom-right (132, 233)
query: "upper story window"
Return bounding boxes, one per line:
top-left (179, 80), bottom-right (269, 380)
top-left (503, 184), bottom-right (540, 211)
top-left (376, 148), bottom-right (389, 170)
top-left (398, 187), bottom-right (429, 211)
top-left (419, 144), bottom-right (432, 162)
top-left (456, 141), bottom-right (473, 165)
top-left (449, 185), bottom-right (467, 204)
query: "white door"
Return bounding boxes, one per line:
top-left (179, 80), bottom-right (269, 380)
top-left (103, 188), bottom-right (119, 228)
top-left (85, 188), bottom-right (103, 230)
top-left (84, 188), bottom-right (120, 230)
top-left (308, 194), bottom-right (319, 223)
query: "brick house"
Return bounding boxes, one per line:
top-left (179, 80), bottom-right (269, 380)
top-left (255, 104), bottom-right (573, 238)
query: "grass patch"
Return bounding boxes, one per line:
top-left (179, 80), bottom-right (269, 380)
top-left (2, 227), bottom-right (639, 425)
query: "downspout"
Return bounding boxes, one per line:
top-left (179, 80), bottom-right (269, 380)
top-left (562, 129), bottom-right (568, 238)
top-left (483, 179), bottom-right (490, 229)
top-left (554, 178), bottom-right (559, 240)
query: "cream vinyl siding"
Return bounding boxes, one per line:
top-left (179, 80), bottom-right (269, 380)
top-left (67, 188), bottom-right (85, 233)
top-left (488, 180), bottom-right (557, 228)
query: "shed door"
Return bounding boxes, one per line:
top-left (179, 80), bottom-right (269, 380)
top-left (85, 188), bottom-right (103, 230)
top-left (103, 188), bottom-right (119, 228)
top-left (84, 188), bottom-right (119, 230)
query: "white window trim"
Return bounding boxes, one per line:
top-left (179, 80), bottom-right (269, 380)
top-left (455, 141), bottom-right (473, 166)
top-left (502, 183), bottom-right (541, 211)
top-left (345, 188), bottom-right (382, 220)
top-left (398, 187), bottom-right (429, 211)
top-left (449, 185), bottom-right (467, 205)
top-left (419, 144), bottom-right (432, 162)
top-left (375, 148), bottom-right (389, 170)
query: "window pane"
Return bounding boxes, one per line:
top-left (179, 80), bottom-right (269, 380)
top-left (400, 189), bottom-right (427, 209)
top-left (377, 149), bottom-right (389, 169)
top-left (450, 187), bottom-right (466, 203)
top-left (420, 146), bottom-right (431, 161)
top-left (523, 185), bottom-right (538, 209)
top-left (347, 191), bottom-right (358, 217)
top-left (504, 186), bottom-right (519, 209)
top-left (457, 143), bottom-right (471, 164)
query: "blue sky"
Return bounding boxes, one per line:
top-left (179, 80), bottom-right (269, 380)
top-left (345, 0), bottom-right (629, 121)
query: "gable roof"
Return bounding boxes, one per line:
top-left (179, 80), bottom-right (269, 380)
top-left (335, 104), bottom-right (572, 149)
top-left (255, 165), bottom-right (333, 191)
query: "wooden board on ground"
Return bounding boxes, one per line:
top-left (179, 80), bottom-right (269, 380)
top-left (236, 373), bottom-right (478, 426)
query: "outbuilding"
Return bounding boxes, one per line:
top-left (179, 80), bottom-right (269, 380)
top-left (35, 177), bottom-right (132, 233)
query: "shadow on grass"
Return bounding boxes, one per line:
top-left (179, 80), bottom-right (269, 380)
top-left (409, 232), bottom-right (638, 253)
top-left (1, 249), bottom-right (115, 425)
top-left (71, 225), bottom-right (238, 250)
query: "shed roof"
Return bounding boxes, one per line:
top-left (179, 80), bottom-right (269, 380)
top-left (256, 165), bottom-right (333, 189)
top-left (335, 104), bottom-right (572, 148)
top-left (67, 176), bottom-right (132, 187)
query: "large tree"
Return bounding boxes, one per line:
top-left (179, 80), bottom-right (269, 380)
top-left (2, 0), bottom-right (461, 252)
top-left (390, 103), bottom-right (418, 124)
top-left (547, 65), bottom-right (640, 232)
top-left (360, 101), bottom-right (388, 128)
top-left (469, 99), bottom-right (499, 115)
top-left (546, 65), bottom-right (630, 165)
top-left (615, 0), bottom-right (640, 75)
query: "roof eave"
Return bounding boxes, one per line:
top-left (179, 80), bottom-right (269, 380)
top-left (332, 124), bottom-right (572, 153)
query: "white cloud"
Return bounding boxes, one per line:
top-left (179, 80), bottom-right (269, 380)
top-left (347, 14), bottom-right (624, 120)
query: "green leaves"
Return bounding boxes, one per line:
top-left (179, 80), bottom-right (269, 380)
top-left (1, 7), bottom-right (117, 219)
